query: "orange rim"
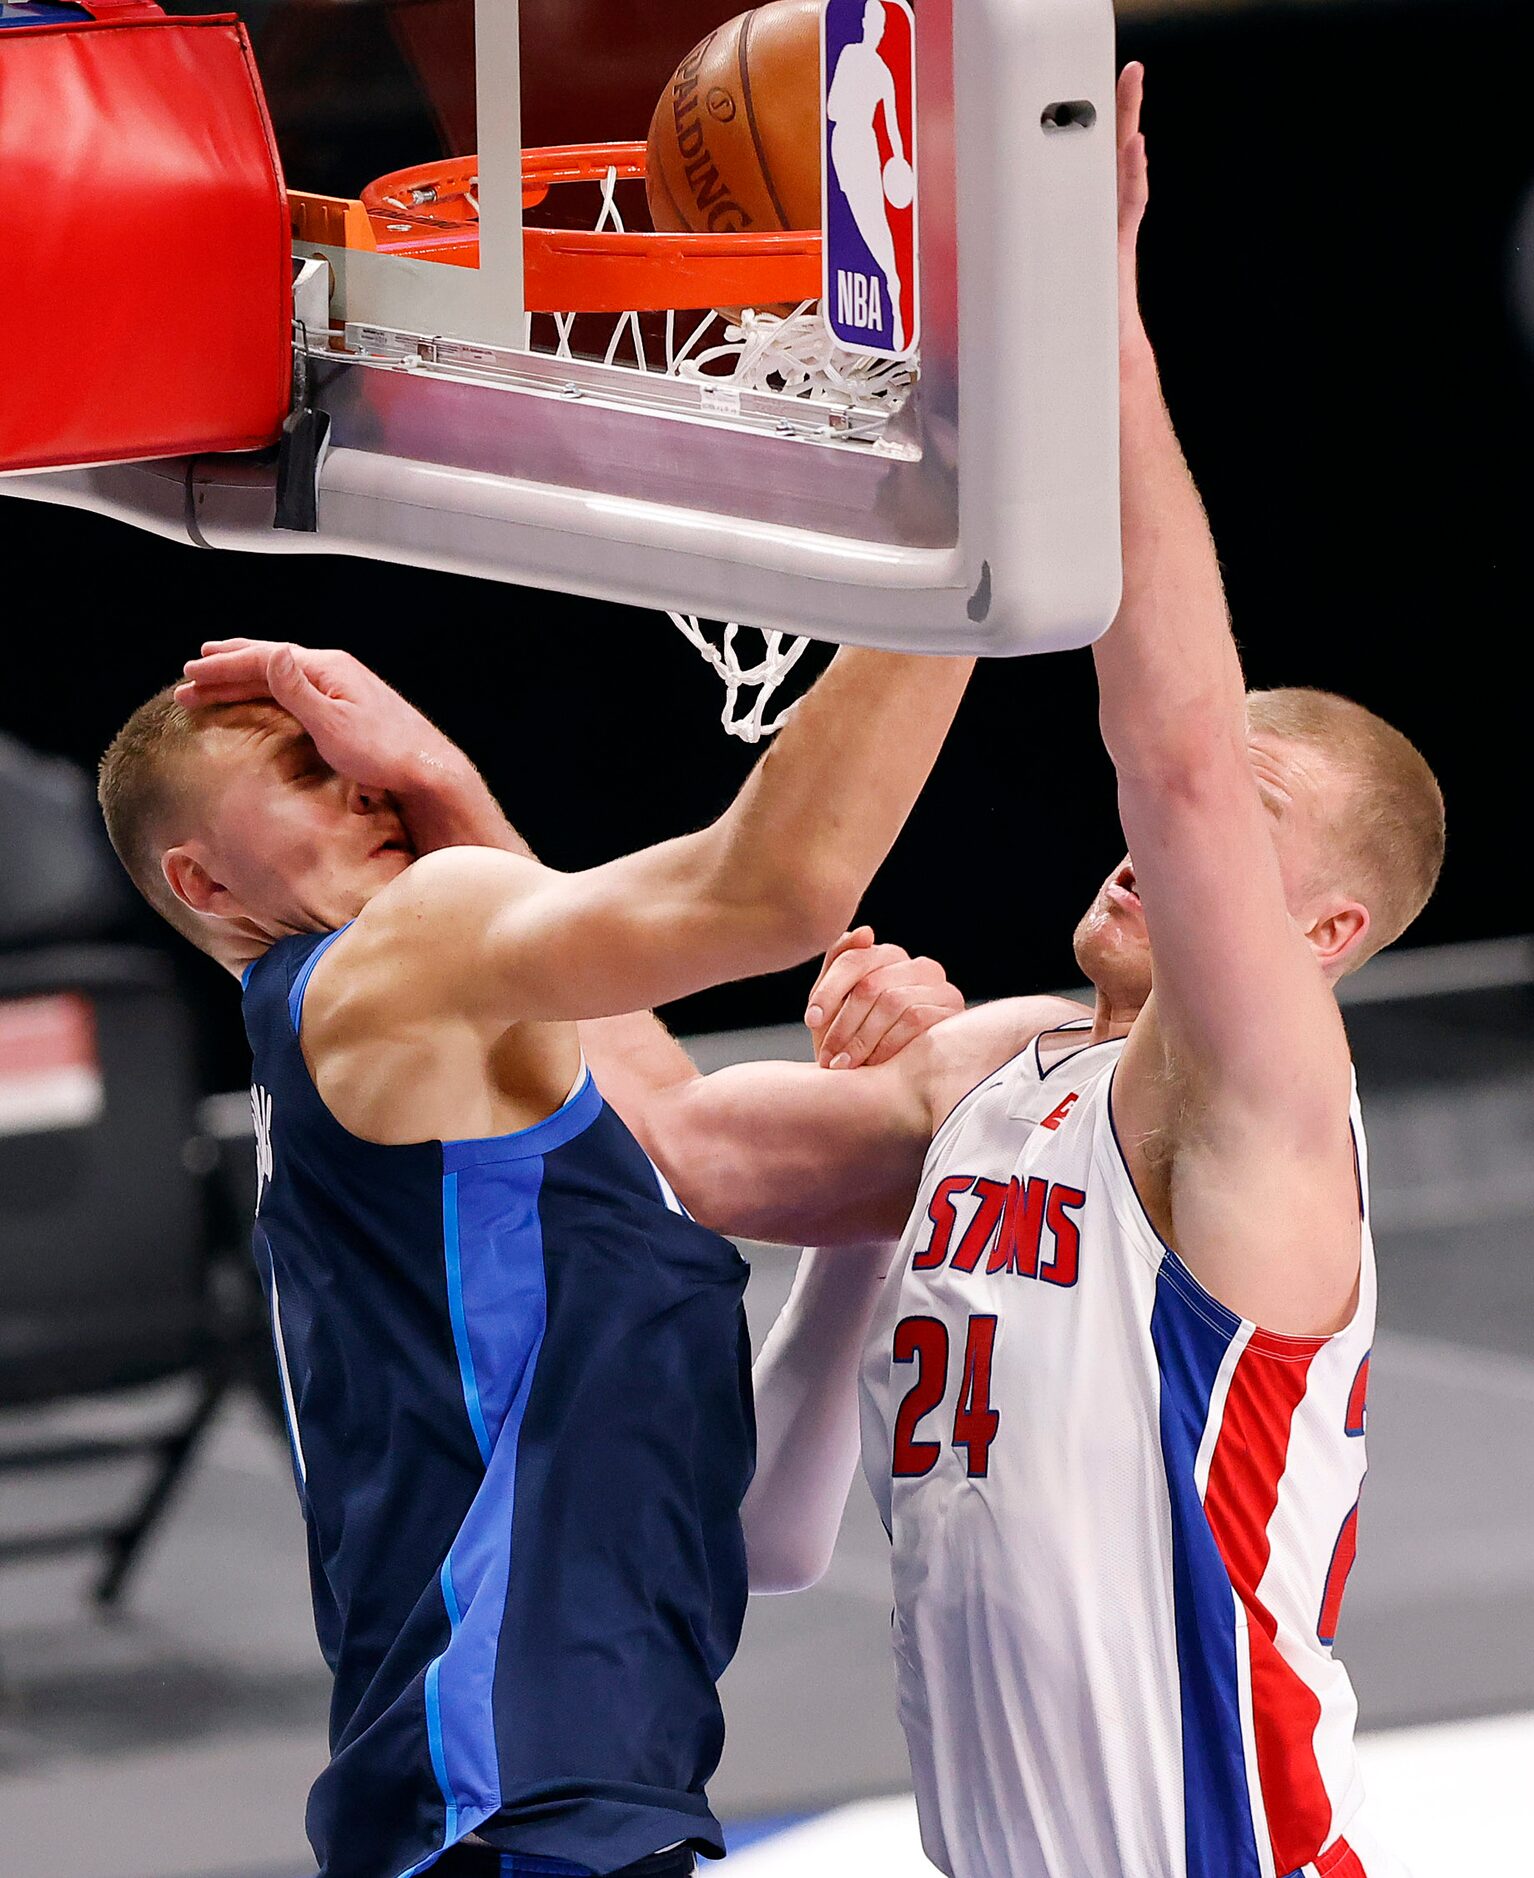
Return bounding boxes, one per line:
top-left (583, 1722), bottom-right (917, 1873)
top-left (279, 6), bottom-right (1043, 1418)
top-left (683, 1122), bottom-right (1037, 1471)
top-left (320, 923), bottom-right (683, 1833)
top-left (349, 143), bottom-right (823, 314)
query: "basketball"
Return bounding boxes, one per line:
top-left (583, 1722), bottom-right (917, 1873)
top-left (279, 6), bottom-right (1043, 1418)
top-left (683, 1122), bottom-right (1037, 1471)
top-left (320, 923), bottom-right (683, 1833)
top-left (882, 153), bottom-right (915, 211)
top-left (646, 0), bottom-right (824, 238)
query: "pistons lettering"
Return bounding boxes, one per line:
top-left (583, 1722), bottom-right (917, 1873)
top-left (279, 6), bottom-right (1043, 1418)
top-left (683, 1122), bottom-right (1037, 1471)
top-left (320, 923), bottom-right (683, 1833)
top-left (671, 38), bottom-right (755, 232)
top-left (913, 1175), bottom-right (1084, 1288)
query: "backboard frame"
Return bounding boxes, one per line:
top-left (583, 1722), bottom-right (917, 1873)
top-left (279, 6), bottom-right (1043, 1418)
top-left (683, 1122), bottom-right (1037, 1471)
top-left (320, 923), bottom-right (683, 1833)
top-left (1, 0), bottom-right (1123, 658)
top-left (291, 0), bottom-right (527, 347)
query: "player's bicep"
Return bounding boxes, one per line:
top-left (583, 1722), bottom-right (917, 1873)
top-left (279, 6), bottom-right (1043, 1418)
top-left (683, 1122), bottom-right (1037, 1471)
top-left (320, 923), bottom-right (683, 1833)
top-left (644, 1058), bottom-right (933, 1246)
top-left (486, 850), bottom-right (734, 1019)
top-left (396, 839), bottom-right (815, 1026)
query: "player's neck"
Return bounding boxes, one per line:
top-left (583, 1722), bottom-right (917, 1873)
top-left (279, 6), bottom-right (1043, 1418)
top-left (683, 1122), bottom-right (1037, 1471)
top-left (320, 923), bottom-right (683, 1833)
top-left (1087, 983), bottom-right (1142, 1046)
top-left (217, 911), bottom-right (324, 983)
top-left (220, 929), bottom-right (274, 983)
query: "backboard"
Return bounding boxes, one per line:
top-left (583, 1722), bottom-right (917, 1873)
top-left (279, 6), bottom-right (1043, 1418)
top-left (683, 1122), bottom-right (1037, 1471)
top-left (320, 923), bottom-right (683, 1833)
top-left (4, 0), bottom-right (1123, 658)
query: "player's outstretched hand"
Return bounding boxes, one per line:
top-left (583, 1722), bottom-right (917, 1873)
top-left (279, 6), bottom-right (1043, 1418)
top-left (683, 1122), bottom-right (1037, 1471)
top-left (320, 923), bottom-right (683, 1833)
top-left (805, 928), bottom-right (964, 1071)
top-left (175, 639), bottom-right (469, 801)
top-left (1117, 62), bottom-right (1150, 349)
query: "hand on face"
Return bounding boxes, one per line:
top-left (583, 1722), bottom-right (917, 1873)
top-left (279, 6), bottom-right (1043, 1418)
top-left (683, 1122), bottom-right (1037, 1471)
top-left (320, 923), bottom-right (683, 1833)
top-left (175, 641), bottom-right (460, 802)
top-left (804, 927), bottom-right (965, 1070)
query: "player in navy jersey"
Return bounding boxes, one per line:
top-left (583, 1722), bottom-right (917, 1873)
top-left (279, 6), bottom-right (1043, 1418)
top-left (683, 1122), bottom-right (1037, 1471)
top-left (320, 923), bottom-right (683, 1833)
top-left (97, 639), bottom-right (971, 1878)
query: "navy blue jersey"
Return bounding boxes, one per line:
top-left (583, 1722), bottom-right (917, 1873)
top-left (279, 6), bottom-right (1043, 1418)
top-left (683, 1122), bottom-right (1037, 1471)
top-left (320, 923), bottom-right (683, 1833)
top-left (243, 930), bottom-right (755, 1878)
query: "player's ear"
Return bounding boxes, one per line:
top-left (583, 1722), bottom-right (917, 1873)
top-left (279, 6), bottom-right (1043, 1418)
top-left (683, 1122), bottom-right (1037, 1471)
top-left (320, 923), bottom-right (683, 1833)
top-left (163, 845), bottom-right (235, 920)
top-left (1305, 897), bottom-right (1370, 979)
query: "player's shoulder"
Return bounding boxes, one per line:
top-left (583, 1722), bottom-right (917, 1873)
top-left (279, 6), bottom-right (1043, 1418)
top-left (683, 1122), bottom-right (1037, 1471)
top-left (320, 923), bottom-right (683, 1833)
top-left (376, 843), bottom-right (547, 913)
top-left (908, 994), bottom-right (1094, 1132)
top-left (314, 847), bottom-right (553, 1029)
top-left (354, 845), bottom-right (552, 952)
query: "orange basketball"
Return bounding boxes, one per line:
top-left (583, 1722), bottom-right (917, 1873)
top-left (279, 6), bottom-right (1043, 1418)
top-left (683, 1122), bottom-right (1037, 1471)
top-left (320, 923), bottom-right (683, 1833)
top-left (646, 0), bottom-right (824, 238)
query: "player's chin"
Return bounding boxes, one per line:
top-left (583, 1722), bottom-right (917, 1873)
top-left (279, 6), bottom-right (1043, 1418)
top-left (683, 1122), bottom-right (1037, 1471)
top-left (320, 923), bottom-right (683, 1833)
top-left (337, 847), bottom-right (412, 914)
top-left (1073, 909), bottom-right (1149, 982)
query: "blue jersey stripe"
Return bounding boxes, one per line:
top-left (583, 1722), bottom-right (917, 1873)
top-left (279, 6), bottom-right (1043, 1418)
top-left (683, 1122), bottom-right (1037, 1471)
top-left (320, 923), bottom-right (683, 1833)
top-left (422, 1654), bottom-right (460, 1845)
top-left (1150, 1272), bottom-right (1264, 1878)
top-left (286, 922), bottom-right (354, 1035)
top-left (416, 1553), bottom-right (468, 1869)
top-left (443, 1173), bottom-right (494, 1466)
top-left (425, 1153), bottom-right (552, 1860)
top-left (441, 1553), bottom-right (463, 1629)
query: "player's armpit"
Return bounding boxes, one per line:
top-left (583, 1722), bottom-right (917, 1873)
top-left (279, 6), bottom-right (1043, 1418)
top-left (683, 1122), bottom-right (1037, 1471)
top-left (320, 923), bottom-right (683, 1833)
top-left (1114, 996), bottom-right (1363, 1336)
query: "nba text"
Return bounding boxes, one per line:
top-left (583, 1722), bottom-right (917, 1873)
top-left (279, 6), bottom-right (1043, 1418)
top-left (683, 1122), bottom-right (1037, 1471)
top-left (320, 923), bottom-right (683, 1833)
top-left (913, 1174), bottom-right (1085, 1286)
top-left (836, 270), bottom-right (885, 333)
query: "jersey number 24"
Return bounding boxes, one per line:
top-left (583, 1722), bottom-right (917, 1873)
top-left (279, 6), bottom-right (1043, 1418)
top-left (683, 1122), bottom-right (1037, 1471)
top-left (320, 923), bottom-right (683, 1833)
top-left (891, 1314), bottom-right (1001, 1478)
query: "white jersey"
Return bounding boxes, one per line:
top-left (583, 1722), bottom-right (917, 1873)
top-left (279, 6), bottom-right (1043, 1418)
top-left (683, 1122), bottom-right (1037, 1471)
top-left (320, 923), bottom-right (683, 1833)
top-left (860, 1024), bottom-right (1393, 1878)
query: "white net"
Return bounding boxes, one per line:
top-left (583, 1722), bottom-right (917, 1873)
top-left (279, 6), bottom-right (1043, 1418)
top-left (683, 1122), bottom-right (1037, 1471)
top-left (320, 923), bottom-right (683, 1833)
top-left (665, 615), bottom-right (815, 744)
top-left (520, 162), bottom-right (917, 742)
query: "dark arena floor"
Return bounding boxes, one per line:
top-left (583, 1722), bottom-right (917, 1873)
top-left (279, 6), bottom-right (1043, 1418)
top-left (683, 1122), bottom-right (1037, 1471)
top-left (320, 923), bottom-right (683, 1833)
top-left (2, 939), bottom-right (1530, 1878)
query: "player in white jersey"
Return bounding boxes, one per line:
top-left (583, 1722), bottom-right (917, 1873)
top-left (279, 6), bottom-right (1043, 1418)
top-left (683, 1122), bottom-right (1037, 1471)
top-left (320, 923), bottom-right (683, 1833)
top-left (628, 64), bottom-right (1445, 1878)
top-left (857, 1026), bottom-right (1381, 1878)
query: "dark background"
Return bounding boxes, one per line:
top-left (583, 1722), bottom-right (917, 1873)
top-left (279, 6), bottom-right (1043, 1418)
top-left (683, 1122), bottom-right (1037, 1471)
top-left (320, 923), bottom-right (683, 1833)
top-left (3, 0), bottom-right (1528, 1094)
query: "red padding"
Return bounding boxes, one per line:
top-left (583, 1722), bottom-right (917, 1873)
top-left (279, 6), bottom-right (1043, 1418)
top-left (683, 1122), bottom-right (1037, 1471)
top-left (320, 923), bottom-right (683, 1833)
top-left (0, 13), bottom-right (291, 473)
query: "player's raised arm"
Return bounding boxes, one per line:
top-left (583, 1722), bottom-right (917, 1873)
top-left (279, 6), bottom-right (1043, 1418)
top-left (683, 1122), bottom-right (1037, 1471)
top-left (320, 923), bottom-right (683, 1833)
top-left (364, 645), bottom-right (972, 1025)
top-left (1099, 68), bottom-right (1348, 1097)
top-left (1099, 69), bottom-right (1379, 1332)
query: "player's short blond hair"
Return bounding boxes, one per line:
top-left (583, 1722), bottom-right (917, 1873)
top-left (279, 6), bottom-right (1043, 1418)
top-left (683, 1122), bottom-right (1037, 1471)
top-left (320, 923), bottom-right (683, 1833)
top-left (1246, 687), bottom-right (1445, 966)
top-left (98, 686), bottom-right (215, 945)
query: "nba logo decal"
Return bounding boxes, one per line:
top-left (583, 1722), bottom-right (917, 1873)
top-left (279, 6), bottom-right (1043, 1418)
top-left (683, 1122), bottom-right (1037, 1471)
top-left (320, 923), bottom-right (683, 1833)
top-left (822, 0), bottom-right (920, 359)
top-left (0, 2), bottom-right (92, 21)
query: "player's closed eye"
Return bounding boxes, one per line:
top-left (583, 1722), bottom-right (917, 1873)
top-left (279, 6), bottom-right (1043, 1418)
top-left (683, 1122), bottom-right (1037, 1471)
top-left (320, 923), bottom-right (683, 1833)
top-left (282, 741), bottom-right (331, 786)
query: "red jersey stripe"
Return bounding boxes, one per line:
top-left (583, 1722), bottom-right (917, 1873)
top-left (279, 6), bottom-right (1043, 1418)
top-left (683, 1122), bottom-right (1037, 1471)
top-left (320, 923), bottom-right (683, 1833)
top-left (1202, 1342), bottom-right (1334, 1873)
top-left (1316, 1833), bottom-right (1369, 1877)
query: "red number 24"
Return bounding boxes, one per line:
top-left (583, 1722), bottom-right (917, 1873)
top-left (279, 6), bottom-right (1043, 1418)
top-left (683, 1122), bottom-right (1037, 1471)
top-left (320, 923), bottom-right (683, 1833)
top-left (892, 1313), bottom-right (1001, 1478)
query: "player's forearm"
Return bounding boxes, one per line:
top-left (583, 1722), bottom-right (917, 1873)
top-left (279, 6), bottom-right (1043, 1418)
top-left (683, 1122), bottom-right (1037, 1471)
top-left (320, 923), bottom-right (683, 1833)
top-left (1093, 337), bottom-right (1248, 785)
top-left (710, 648), bottom-right (972, 939)
top-left (744, 1242), bottom-right (892, 1594)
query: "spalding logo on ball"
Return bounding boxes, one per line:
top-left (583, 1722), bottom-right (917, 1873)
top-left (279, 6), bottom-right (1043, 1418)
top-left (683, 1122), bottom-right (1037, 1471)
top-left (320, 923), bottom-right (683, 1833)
top-left (646, 1), bottom-right (824, 239)
top-left (645, 0), bottom-right (918, 360)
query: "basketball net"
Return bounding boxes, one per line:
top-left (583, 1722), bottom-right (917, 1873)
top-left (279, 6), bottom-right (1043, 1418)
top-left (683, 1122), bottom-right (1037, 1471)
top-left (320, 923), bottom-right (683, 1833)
top-left (527, 162), bottom-right (916, 742)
